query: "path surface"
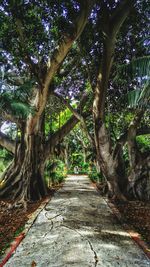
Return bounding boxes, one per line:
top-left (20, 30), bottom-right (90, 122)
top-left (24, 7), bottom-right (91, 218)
top-left (5, 175), bottom-right (150, 267)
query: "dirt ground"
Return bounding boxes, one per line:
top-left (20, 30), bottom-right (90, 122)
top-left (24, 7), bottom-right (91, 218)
top-left (114, 200), bottom-right (150, 247)
top-left (0, 185), bottom-right (150, 259)
top-left (96, 183), bottom-right (150, 248)
top-left (0, 199), bottom-right (42, 256)
top-left (3, 175), bottom-right (149, 267)
top-left (0, 189), bottom-right (56, 257)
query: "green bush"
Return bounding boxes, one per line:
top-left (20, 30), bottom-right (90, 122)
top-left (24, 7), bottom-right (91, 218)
top-left (88, 165), bottom-right (104, 183)
top-left (136, 135), bottom-right (150, 153)
top-left (45, 159), bottom-right (67, 187)
top-left (69, 161), bottom-right (90, 174)
top-left (0, 149), bottom-right (12, 176)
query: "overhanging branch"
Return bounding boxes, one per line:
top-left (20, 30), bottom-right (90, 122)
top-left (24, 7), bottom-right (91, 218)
top-left (36, 0), bottom-right (95, 118)
top-left (44, 91), bottom-right (91, 160)
top-left (11, 15), bottom-right (39, 80)
top-left (54, 92), bottom-right (94, 146)
top-left (111, 0), bottom-right (135, 35)
top-left (1, 112), bottom-right (22, 128)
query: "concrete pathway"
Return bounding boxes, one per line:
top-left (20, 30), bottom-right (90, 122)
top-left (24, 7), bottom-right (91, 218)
top-left (5, 175), bottom-right (150, 267)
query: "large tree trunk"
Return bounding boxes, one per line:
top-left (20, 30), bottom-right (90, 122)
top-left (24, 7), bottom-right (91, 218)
top-left (127, 152), bottom-right (150, 200)
top-left (94, 121), bottom-right (126, 201)
top-left (126, 112), bottom-right (150, 200)
top-left (0, 121), bottom-right (48, 206)
top-left (92, 0), bottom-right (135, 200)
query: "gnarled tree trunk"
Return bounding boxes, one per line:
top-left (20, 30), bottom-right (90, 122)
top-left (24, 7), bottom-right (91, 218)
top-left (127, 152), bottom-right (150, 201)
top-left (127, 112), bottom-right (150, 200)
top-left (0, 121), bottom-right (47, 205)
top-left (94, 122), bottom-right (126, 201)
top-left (92, 0), bottom-right (134, 201)
top-left (0, 1), bottom-right (95, 206)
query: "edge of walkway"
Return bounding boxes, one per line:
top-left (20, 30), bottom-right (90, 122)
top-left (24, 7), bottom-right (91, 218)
top-left (1, 178), bottom-right (149, 266)
top-left (0, 197), bottom-right (50, 267)
top-left (105, 198), bottom-right (150, 259)
top-left (91, 182), bottom-right (150, 260)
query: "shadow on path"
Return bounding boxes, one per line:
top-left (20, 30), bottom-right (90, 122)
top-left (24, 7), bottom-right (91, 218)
top-left (5, 175), bottom-right (150, 267)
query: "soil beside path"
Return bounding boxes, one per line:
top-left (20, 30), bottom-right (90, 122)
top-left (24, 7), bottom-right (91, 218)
top-left (4, 175), bottom-right (150, 267)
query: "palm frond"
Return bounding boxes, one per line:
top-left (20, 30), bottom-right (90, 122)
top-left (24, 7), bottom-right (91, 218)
top-left (115, 56), bottom-right (150, 81)
top-left (121, 81), bottom-right (150, 110)
top-left (0, 80), bottom-right (35, 119)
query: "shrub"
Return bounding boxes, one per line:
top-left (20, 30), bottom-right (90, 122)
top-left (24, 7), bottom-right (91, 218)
top-left (136, 135), bottom-right (150, 153)
top-left (45, 159), bottom-right (67, 187)
top-left (88, 165), bottom-right (104, 183)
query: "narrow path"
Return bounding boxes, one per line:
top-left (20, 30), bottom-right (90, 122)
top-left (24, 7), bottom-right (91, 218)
top-left (5, 175), bottom-right (150, 267)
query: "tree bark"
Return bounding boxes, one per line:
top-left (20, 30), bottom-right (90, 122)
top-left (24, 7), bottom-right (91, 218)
top-left (126, 111), bottom-right (150, 200)
top-left (64, 143), bottom-right (70, 169)
top-left (0, 1), bottom-right (95, 206)
top-left (92, 1), bottom-right (135, 201)
top-left (0, 120), bottom-right (47, 206)
top-left (0, 131), bottom-right (15, 154)
top-left (94, 122), bottom-right (126, 200)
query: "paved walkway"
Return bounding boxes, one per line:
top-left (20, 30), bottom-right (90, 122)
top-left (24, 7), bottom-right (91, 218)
top-left (5, 175), bottom-right (150, 267)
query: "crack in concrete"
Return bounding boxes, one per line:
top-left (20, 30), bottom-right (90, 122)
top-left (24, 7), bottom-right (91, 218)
top-left (61, 224), bottom-right (99, 267)
top-left (45, 213), bottom-right (62, 221)
top-left (87, 240), bottom-right (99, 267)
top-left (42, 221), bottom-right (54, 238)
top-left (50, 220), bottom-right (54, 232)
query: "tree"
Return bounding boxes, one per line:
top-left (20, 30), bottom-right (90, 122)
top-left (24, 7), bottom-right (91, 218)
top-left (75, 0), bottom-right (149, 200)
top-left (121, 57), bottom-right (150, 199)
top-left (0, 0), bottom-right (94, 206)
top-left (92, 0), bottom-right (138, 200)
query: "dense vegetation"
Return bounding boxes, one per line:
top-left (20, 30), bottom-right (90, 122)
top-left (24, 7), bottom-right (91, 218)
top-left (0, 0), bottom-right (149, 207)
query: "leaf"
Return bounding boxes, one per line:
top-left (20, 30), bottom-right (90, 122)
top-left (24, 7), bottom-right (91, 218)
top-left (117, 56), bottom-right (150, 79)
top-left (31, 261), bottom-right (37, 267)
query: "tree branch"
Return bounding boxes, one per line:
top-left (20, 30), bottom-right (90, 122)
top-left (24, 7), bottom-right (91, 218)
top-left (37, 0), bottom-right (94, 118)
top-left (0, 131), bottom-right (15, 154)
top-left (1, 112), bottom-right (22, 128)
top-left (93, 0), bottom-right (135, 121)
top-left (53, 92), bottom-right (83, 121)
top-left (19, 1), bottom-right (94, 135)
top-left (111, 0), bottom-right (135, 35)
top-left (137, 127), bottom-right (150, 136)
top-left (53, 92), bottom-right (94, 146)
top-left (44, 114), bottom-right (78, 160)
top-left (14, 18), bottom-right (39, 79)
top-left (113, 111), bottom-right (146, 159)
top-left (44, 90), bottom-right (91, 160)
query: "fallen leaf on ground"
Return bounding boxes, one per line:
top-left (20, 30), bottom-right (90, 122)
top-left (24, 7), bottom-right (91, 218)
top-left (31, 260), bottom-right (37, 266)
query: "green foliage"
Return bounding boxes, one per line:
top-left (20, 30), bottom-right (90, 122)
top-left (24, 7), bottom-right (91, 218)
top-left (116, 56), bottom-right (150, 110)
top-left (45, 159), bottom-right (67, 187)
top-left (0, 80), bottom-right (35, 119)
top-left (88, 165), bottom-right (104, 183)
top-left (68, 151), bottom-right (90, 174)
top-left (45, 102), bottom-right (72, 136)
top-left (120, 82), bottom-right (150, 110)
top-left (136, 135), bottom-right (150, 153)
top-left (85, 80), bottom-right (92, 93)
top-left (0, 148), bottom-right (12, 175)
top-left (117, 56), bottom-right (150, 79)
top-left (68, 161), bottom-right (89, 174)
